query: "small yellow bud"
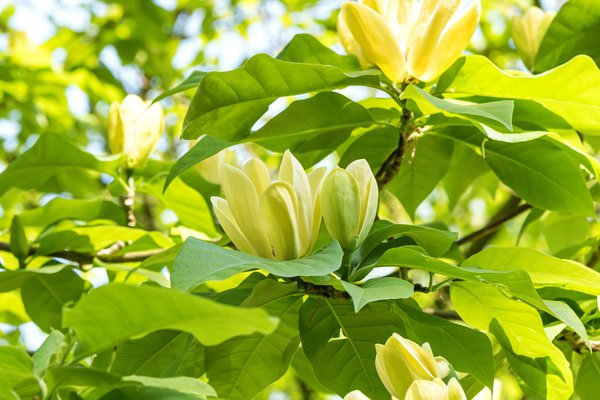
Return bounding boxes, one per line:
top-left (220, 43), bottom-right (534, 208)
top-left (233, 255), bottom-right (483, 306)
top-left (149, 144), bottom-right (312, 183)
top-left (338, 0), bottom-right (481, 82)
top-left (512, 7), bottom-right (556, 70)
top-left (375, 333), bottom-right (450, 399)
top-left (108, 94), bottom-right (164, 170)
top-left (320, 159), bottom-right (378, 251)
top-left (211, 150), bottom-right (325, 260)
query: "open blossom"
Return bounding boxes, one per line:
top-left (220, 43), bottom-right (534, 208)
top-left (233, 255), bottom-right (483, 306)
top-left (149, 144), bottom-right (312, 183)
top-left (338, 0), bottom-right (481, 82)
top-left (108, 94), bottom-right (164, 170)
top-left (211, 151), bottom-right (326, 260)
top-left (512, 6), bottom-right (556, 70)
top-left (320, 159), bottom-right (378, 250)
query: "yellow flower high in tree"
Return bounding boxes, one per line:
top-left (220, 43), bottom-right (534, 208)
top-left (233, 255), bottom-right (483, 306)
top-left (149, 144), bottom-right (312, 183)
top-left (108, 94), bottom-right (165, 170)
top-left (512, 6), bottom-right (556, 70)
top-left (211, 151), bottom-right (326, 260)
top-left (338, 0), bottom-right (481, 82)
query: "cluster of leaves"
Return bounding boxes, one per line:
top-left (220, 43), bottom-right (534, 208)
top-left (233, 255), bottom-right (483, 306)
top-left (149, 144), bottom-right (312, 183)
top-left (1, 0), bottom-right (600, 399)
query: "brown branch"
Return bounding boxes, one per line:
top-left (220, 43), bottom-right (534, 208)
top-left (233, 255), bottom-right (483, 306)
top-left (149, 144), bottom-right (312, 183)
top-left (456, 197), bottom-right (532, 249)
top-left (375, 105), bottom-right (413, 189)
top-left (122, 176), bottom-right (137, 228)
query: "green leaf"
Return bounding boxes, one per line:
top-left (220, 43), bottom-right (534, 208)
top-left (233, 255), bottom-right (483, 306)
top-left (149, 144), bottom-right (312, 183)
top-left (142, 177), bottom-right (218, 238)
top-left (0, 132), bottom-right (119, 197)
top-left (62, 283), bottom-right (278, 356)
top-left (111, 331), bottom-right (204, 378)
top-left (123, 376), bottom-right (215, 397)
top-left (338, 126), bottom-right (398, 171)
top-left (451, 282), bottom-right (573, 400)
top-left (32, 330), bottom-right (65, 376)
top-left (182, 54), bottom-right (379, 141)
top-left (171, 239), bottom-right (343, 292)
top-left (341, 278), bottom-right (413, 312)
top-left (9, 216), bottom-right (28, 264)
top-left (543, 300), bottom-right (590, 349)
top-left (21, 268), bottom-right (84, 331)
top-left (276, 33), bottom-right (362, 70)
top-left (153, 71), bottom-right (207, 103)
top-left (442, 142), bottom-right (488, 210)
top-left (541, 212), bottom-right (589, 254)
top-left (0, 347), bottom-right (41, 399)
top-left (402, 85), bottom-right (514, 130)
top-left (535, 0), bottom-right (600, 72)
top-left (165, 135), bottom-right (232, 190)
top-left (388, 135), bottom-right (453, 218)
top-left (45, 366), bottom-right (122, 391)
top-left (462, 247), bottom-right (600, 295)
top-left (18, 198), bottom-right (125, 227)
top-left (0, 265), bottom-right (68, 292)
top-left (439, 128), bottom-right (594, 216)
top-left (437, 55), bottom-right (600, 135)
top-left (99, 386), bottom-right (209, 400)
top-left (574, 352), bottom-right (600, 400)
top-left (205, 281), bottom-right (301, 399)
top-left (248, 92), bottom-right (376, 156)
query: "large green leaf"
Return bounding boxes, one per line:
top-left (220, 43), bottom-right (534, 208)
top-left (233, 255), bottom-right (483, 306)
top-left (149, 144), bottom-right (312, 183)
top-left (402, 85), bottom-right (514, 130)
top-left (205, 280), bottom-right (301, 399)
top-left (62, 283), bottom-right (278, 356)
top-left (18, 198), bottom-right (125, 227)
top-left (20, 268), bottom-right (84, 331)
top-left (338, 126), bottom-right (398, 171)
top-left (437, 55), bottom-right (600, 135)
top-left (276, 33), bottom-right (362, 70)
top-left (462, 247), bottom-right (600, 295)
top-left (574, 352), bottom-right (600, 400)
top-left (0, 265), bottom-right (68, 292)
top-left (535, 0), bottom-right (600, 72)
top-left (0, 347), bottom-right (41, 399)
top-left (153, 70), bottom-right (207, 103)
top-left (439, 128), bottom-right (594, 216)
top-left (171, 239), bottom-right (343, 292)
top-left (248, 92), bottom-right (377, 156)
top-left (442, 142), bottom-right (489, 210)
top-left (182, 54), bottom-right (379, 141)
top-left (388, 135), bottom-right (454, 218)
top-left (341, 278), bottom-right (413, 312)
top-left (111, 331), bottom-right (204, 378)
top-left (451, 282), bottom-right (573, 400)
top-left (0, 132), bottom-right (119, 197)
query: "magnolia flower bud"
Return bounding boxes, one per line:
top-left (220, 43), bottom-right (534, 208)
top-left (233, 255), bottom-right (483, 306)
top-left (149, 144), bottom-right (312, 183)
top-left (320, 159), bottom-right (378, 251)
top-left (405, 378), bottom-right (467, 400)
top-left (512, 7), bottom-right (556, 70)
top-left (375, 334), bottom-right (450, 399)
top-left (211, 150), bottom-right (326, 260)
top-left (108, 94), bottom-right (164, 170)
top-left (338, 0), bottom-right (481, 82)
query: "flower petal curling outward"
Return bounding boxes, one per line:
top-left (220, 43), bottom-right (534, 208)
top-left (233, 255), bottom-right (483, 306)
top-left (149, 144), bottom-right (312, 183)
top-left (405, 378), bottom-right (447, 400)
top-left (339, 2), bottom-right (408, 82)
top-left (210, 197), bottom-right (255, 256)
top-left (220, 164), bottom-right (271, 258)
top-left (107, 94), bottom-right (164, 169)
top-left (259, 181), bottom-right (301, 260)
top-left (343, 390), bottom-right (372, 400)
top-left (320, 168), bottom-right (362, 250)
top-left (512, 6), bottom-right (556, 70)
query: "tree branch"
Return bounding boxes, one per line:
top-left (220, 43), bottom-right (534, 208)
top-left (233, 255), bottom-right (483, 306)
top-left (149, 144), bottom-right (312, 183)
top-left (456, 197), bottom-right (531, 250)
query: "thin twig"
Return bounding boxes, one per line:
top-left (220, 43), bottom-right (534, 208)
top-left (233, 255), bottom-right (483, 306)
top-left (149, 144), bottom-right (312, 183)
top-left (122, 175), bottom-right (136, 228)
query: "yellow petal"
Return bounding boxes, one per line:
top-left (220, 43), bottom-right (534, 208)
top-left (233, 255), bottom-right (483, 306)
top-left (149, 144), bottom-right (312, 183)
top-left (320, 168), bottom-right (361, 250)
top-left (340, 2), bottom-right (407, 82)
top-left (133, 99), bottom-right (164, 167)
top-left (512, 7), bottom-right (555, 70)
top-left (107, 101), bottom-right (124, 155)
top-left (344, 390), bottom-right (372, 400)
top-left (211, 197), bottom-right (256, 256)
top-left (405, 379), bottom-right (447, 400)
top-left (338, 11), bottom-right (370, 68)
top-left (221, 164), bottom-right (271, 258)
top-left (279, 151), bottom-right (313, 256)
top-left (375, 339), bottom-right (415, 398)
top-left (388, 334), bottom-right (436, 380)
top-left (308, 166), bottom-right (327, 241)
top-left (446, 378), bottom-right (468, 400)
top-left (259, 181), bottom-right (301, 260)
top-left (243, 158), bottom-right (272, 196)
top-left (346, 159), bottom-right (378, 243)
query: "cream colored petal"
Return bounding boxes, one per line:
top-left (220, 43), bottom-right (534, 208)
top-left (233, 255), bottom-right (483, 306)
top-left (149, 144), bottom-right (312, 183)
top-left (243, 158), bottom-right (272, 196)
top-left (132, 100), bottom-right (164, 167)
top-left (308, 166), bottom-right (327, 242)
top-left (279, 151), bottom-right (312, 255)
top-left (107, 101), bottom-right (124, 155)
top-left (405, 379), bottom-right (447, 400)
top-left (320, 168), bottom-right (361, 250)
top-left (418, 342), bottom-right (442, 378)
top-left (211, 197), bottom-right (256, 256)
top-left (418, 0), bottom-right (480, 81)
top-left (346, 159), bottom-right (378, 242)
top-left (338, 9), bottom-right (370, 67)
top-left (340, 2), bottom-right (407, 82)
top-left (513, 7), bottom-right (555, 70)
top-left (375, 342), bottom-right (415, 399)
top-left (446, 378), bottom-right (468, 400)
top-left (221, 164), bottom-right (271, 258)
top-left (389, 334), bottom-right (436, 380)
top-left (406, 0), bottom-right (460, 81)
top-left (344, 390), bottom-right (372, 400)
top-left (259, 181), bottom-right (301, 260)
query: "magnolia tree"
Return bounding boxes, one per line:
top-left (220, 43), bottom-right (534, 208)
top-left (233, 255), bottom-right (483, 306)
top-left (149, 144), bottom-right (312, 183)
top-left (1, 0), bottom-right (600, 399)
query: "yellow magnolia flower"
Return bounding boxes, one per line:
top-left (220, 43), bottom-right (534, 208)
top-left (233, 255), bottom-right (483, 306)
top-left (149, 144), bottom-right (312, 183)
top-left (512, 7), bottom-right (556, 70)
top-left (320, 159), bottom-right (378, 251)
top-left (344, 390), bottom-right (372, 400)
top-left (338, 0), bottom-right (481, 82)
top-left (211, 151), bottom-right (326, 260)
top-left (375, 333), bottom-right (450, 399)
top-left (195, 147), bottom-right (238, 185)
top-left (405, 378), bottom-right (467, 400)
top-left (108, 94), bottom-right (164, 170)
